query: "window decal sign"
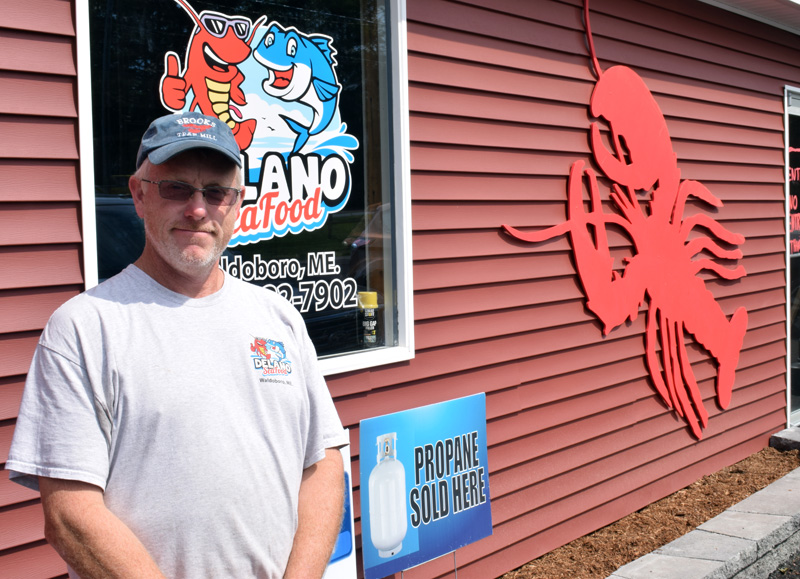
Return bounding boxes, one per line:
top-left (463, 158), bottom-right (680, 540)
top-left (158, 0), bottom-right (359, 244)
top-left (359, 394), bottom-right (492, 579)
top-left (90, 0), bottom-right (389, 360)
top-left (502, 0), bottom-right (748, 439)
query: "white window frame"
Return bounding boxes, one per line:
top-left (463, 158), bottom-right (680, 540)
top-left (786, 86), bottom-right (800, 426)
top-left (74, 0), bottom-right (414, 376)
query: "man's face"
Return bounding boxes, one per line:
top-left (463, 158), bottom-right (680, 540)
top-left (130, 150), bottom-right (243, 278)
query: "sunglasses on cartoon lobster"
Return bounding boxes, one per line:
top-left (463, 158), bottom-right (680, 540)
top-left (200, 13), bottom-right (252, 40)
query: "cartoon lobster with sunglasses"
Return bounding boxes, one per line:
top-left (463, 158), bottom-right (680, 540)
top-left (503, 0), bottom-right (748, 439)
top-left (160, 0), bottom-right (265, 151)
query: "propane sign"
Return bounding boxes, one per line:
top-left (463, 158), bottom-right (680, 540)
top-left (359, 394), bottom-right (492, 579)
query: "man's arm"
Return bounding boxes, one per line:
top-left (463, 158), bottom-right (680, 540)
top-left (283, 448), bottom-right (345, 579)
top-left (39, 477), bottom-right (166, 579)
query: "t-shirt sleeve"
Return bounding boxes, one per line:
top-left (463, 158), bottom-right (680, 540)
top-left (6, 342), bottom-right (112, 492)
top-left (296, 321), bottom-right (349, 470)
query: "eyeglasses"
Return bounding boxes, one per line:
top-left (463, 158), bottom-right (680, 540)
top-left (140, 179), bottom-right (241, 207)
top-left (201, 14), bottom-right (252, 40)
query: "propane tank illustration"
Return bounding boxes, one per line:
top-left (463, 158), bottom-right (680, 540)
top-left (368, 432), bottom-right (407, 558)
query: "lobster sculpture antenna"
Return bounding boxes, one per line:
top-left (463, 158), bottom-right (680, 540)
top-left (583, 0), bottom-right (603, 81)
top-left (502, 0), bottom-right (748, 439)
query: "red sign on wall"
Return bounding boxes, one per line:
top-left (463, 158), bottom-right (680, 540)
top-left (789, 114), bottom-right (800, 255)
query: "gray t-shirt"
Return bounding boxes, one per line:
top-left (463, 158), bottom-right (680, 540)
top-left (7, 265), bottom-right (349, 578)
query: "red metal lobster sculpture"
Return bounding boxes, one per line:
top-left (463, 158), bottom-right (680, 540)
top-left (502, 1), bottom-right (748, 439)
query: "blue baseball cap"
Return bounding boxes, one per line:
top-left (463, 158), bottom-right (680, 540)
top-left (136, 112), bottom-right (242, 169)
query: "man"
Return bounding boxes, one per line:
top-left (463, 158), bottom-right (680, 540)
top-left (7, 113), bottom-right (349, 578)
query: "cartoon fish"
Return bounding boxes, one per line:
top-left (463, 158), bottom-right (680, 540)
top-left (251, 337), bottom-right (286, 361)
top-left (253, 22), bottom-right (341, 155)
top-left (264, 339), bottom-right (286, 361)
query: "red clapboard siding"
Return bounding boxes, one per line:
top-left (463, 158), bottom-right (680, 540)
top-left (414, 253), bottom-right (582, 290)
top-left (0, 160), bottom-right (80, 202)
top-left (410, 83), bottom-right (782, 148)
top-left (0, 287), bottom-right (80, 334)
top-left (413, 246), bottom-right (784, 291)
top-left (582, 22), bottom-right (790, 94)
top-left (332, 318), bottom-right (783, 415)
top-left (413, 287), bottom-right (781, 351)
top-left (343, 347), bottom-right (784, 508)
top-left (339, 0), bottom-right (794, 577)
top-left (408, 53), bottom-right (592, 105)
top-left (0, 421), bottom-right (17, 463)
top-left (0, 72), bottom-right (77, 117)
top-left (0, 11), bottom-right (79, 575)
top-left (408, 21), bottom-right (781, 125)
top-left (489, 384), bottom-right (783, 505)
top-left (0, 246), bottom-right (84, 291)
top-left (0, 118), bottom-right (78, 160)
top-left (408, 0), bottom-right (586, 59)
top-left (410, 145), bottom-right (583, 175)
top-left (427, 428), bottom-right (776, 579)
top-left (0, 468), bottom-right (39, 507)
top-left (412, 200), bottom-right (575, 231)
top-left (0, 541), bottom-right (67, 579)
top-left (0, 29), bottom-right (75, 76)
top-left (679, 161), bottom-right (784, 184)
top-left (703, 182), bottom-right (784, 202)
top-left (0, 502), bottom-right (46, 551)
top-left (0, 376), bottom-right (26, 421)
top-left (657, 95), bottom-right (782, 133)
top-left (0, 203), bottom-right (81, 246)
top-left (412, 268), bottom-right (782, 321)
top-left (0, 3), bottom-right (86, 579)
top-left (590, 0), bottom-right (800, 58)
top-left (412, 229), bottom-right (571, 260)
top-left (414, 222), bottom-right (780, 261)
top-left (411, 173), bottom-right (571, 202)
top-left (411, 113), bottom-right (591, 153)
top-left (488, 383), bottom-right (783, 494)
top-left (0, 333), bottom-right (39, 380)
top-left (0, 0), bottom-right (796, 577)
top-left (409, 84), bottom-right (587, 130)
top-left (1, 0), bottom-right (75, 36)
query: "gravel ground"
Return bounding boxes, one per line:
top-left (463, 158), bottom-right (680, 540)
top-left (502, 448), bottom-right (800, 579)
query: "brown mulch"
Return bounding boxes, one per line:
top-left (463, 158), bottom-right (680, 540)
top-left (501, 447), bottom-right (800, 579)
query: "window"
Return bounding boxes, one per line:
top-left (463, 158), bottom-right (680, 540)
top-left (79, 0), bottom-right (413, 374)
top-left (788, 87), bottom-right (800, 423)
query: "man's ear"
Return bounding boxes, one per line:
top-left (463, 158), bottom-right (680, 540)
top-left (129, 174), bottom-right (146, 219)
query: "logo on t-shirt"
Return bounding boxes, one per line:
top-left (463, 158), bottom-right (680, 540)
top-left (250, 337), bottom-right (292, 376)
